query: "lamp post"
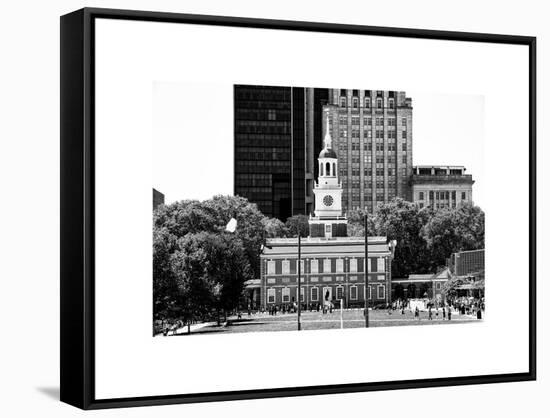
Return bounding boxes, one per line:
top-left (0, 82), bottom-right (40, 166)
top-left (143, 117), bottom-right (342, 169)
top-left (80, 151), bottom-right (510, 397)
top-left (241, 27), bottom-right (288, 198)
top-left (297, 234), bottom-right (302, 331)
top-left (364, 214), bottom-right (369, 328)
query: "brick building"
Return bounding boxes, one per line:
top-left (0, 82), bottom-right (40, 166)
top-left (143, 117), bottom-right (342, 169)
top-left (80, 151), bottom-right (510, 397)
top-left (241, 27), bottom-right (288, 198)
top-left (410, 165), bottom-right (474, 209)
top-left (391, 268), bottom-right (452, 304)
top-left (259, 114), bottom-right (395, 309)
top-left (260, 237), bottom-right (393, 309)
top-left (449, 249), bottom-right (485, 276)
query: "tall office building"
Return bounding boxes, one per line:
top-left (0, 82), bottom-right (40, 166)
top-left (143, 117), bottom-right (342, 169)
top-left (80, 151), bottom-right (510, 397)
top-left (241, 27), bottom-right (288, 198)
top-left (234, 86), bottom-right (412, 220)
top-left (234, 85), bottom-right (328, 220)
top-left (326, 89), bottom-right (413, 213)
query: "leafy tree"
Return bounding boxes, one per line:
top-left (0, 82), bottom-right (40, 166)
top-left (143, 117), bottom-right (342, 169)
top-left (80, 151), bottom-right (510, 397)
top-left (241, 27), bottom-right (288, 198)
top-left (172, 231), bottom-right (253, 328)
top-left (154, 195), bottom-right (265, 279)
top-left (263, 217), bottom-right (289, 238)
top-left (346, 209), bottom-right (376, 237)
top-left (153, 227), bottom-right (179, 323)
top-left (153, 195), bottom-right (264, 327)
top-left (373, 198), bottom-right (434, 278)
top-left (441, 269), bottom-right (485, 299)
top-left (285, 214), bottom-right (309, 237)
top-left (421, 203), bottom-right (484, 269)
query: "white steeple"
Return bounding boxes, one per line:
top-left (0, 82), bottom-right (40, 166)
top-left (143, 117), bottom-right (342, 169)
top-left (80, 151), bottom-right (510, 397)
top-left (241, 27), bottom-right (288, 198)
top-left (323, 113), bottom-right (332, 149)
top-left (308, 109), bottom-right (347, 238)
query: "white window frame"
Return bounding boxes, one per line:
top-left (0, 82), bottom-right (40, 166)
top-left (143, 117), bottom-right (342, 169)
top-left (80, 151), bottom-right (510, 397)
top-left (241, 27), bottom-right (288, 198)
top-left (311, 287), bottom-right (319, 301)
top-left (336, 286), bottom-right (344, 300)
top-left (336, 259), bottom-right (344, 273)
top-left (282, 287), bottom-right (290, 303)
top-left (300, 287), bottom-right (305, 302)
top-left (367, 258), bottom-right (371, 272)
top-left (310, 276), bottom-right (319, 283)
top-left (349, 258), bottom-right (357, 272)
top-left (368, 285), bottom-right (372, 300)
top-left (282, 260), bottom-right (290, 275)
top-left (377, 275), bottom-right (385, 282)
top-left (267, 260), bottom-right (276, 275)
top-left (377, 258), bottom-right (385, 272)
top-left (378, 285), bottom-right (386, 299)
top-left (349, 275), bottom-right (357, 281)
top-left (324, 259), bottom-right (332, 273)
top-left (310, 259), bottom-right (318, 274)
top-left (350, 285), bottom-right (358, 300)
top-left (267, 288), bottom-right (275, 303)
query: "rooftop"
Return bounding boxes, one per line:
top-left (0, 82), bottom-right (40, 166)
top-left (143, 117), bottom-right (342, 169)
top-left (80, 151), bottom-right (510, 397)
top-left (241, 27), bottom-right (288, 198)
top-left (262, 236), bottom-right (392, 257)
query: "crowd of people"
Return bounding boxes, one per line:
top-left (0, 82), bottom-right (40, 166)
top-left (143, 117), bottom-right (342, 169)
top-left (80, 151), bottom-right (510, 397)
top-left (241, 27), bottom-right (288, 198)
top-left (388, 296), bottom-right (484, 320)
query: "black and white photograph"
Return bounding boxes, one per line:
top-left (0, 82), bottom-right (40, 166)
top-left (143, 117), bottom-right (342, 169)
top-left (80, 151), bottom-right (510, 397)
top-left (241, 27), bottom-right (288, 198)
top-left (56, 7), bottom-right (536, 409)
top-left (153, 84), bottom-right (485, 336)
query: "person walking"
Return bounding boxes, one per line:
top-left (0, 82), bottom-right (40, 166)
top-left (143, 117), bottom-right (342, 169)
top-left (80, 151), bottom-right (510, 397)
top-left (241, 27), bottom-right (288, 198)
top-left (415, 306), bottom-right (420, 320)
top-left (428, 306), bottom-right (433, 320)
top-left (447, 308), bottom-right (452, 321)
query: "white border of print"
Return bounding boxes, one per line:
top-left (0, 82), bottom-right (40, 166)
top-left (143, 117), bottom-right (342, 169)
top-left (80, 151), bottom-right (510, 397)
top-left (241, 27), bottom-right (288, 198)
top-left (94, 19), bottom-right (529, 399)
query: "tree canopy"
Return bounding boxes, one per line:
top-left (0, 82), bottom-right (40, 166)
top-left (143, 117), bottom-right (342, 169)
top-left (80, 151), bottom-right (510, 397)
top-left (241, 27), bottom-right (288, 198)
top-left (285, 214), bottom-right (310, 237)
top-left (346, 199), bottom-right (484, 279)
top-left (153, 195), bottom-right (264, 324)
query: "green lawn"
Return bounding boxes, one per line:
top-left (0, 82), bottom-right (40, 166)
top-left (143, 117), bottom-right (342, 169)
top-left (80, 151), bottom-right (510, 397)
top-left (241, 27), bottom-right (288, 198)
top-left (171, 308), bottom-right (480, 336)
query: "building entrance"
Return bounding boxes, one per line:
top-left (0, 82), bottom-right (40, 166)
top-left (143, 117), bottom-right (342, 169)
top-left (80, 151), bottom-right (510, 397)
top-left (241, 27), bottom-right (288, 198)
top-left (322, 287), bottom-right (332, 306)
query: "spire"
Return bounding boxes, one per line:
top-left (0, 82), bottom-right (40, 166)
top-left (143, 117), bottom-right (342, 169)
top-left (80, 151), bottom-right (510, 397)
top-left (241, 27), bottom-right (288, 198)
top-left (324, 113), bottom-right (332, 149)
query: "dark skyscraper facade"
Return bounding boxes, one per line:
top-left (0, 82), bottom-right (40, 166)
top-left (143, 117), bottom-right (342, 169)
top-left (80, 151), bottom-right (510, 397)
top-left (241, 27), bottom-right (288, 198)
top-left (234, 85), bottom-right (328, 221)
top-left (234, 85), bottom-right (411, 220)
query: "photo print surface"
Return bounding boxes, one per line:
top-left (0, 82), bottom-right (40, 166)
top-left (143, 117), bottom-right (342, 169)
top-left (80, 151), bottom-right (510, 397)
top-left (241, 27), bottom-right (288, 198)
top-left (152, 83), bottom-right (485, 337)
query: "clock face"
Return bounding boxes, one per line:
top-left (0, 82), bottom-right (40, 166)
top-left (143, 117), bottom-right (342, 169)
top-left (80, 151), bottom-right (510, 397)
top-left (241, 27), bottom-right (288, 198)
top-left (323, 195), bottom-right (334, 207)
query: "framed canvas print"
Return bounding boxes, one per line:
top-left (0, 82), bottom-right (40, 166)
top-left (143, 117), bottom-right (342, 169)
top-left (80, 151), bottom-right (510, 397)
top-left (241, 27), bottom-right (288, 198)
top-left (60, 7), bottom-right (536, 410)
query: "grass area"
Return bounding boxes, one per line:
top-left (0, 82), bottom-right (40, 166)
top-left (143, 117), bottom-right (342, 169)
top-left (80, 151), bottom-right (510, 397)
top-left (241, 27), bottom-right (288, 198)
top-left (170, 308), bottom-right (480, 336)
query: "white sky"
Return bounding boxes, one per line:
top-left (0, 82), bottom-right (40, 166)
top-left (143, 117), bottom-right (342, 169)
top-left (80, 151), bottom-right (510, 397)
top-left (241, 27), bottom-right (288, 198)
top-left (153, 83), bottom-right (485, 208)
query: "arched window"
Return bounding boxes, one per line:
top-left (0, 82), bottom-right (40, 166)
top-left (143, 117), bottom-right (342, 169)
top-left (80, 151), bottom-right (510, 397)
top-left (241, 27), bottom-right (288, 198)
top-left (377, 98), bottom-right (383, 109)
top-left (388, 98), bottom-right (395, 109)
top-left (352, 97), bottom-right (359, 108)
top-left (326, 162), bottom-right (331, 176)
top-left (365, 98), bottom-right (371, 108)
top-left (340, 97), bottom-right (346, 107)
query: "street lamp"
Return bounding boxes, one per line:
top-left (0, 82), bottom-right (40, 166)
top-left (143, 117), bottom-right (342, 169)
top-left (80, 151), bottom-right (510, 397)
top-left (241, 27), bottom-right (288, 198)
top-left (297, 233), bottom-right (302, 331)
top-left (364, 214), bottom-right (369, 328)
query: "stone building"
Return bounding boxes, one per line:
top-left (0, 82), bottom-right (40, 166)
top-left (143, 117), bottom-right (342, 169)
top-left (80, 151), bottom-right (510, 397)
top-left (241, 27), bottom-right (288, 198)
top-left (410, 165), bottom-right (474, 209)
top-left (326, 89), bottom-right (413, 213)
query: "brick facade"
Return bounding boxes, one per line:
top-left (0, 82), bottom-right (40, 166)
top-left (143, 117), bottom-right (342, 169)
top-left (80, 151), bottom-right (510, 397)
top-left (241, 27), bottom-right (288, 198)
top-left (260, 237), bottom-right (393, 309)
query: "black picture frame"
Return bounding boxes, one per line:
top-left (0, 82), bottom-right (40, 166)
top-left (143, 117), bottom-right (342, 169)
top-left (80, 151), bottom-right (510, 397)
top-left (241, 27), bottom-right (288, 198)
top-left (60, 7), bottom-right (537, 410)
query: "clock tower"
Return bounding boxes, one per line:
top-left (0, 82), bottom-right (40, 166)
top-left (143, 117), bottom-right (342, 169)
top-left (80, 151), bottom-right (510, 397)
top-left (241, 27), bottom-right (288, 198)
top-left (309, 113), bottom-right (348, 238)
